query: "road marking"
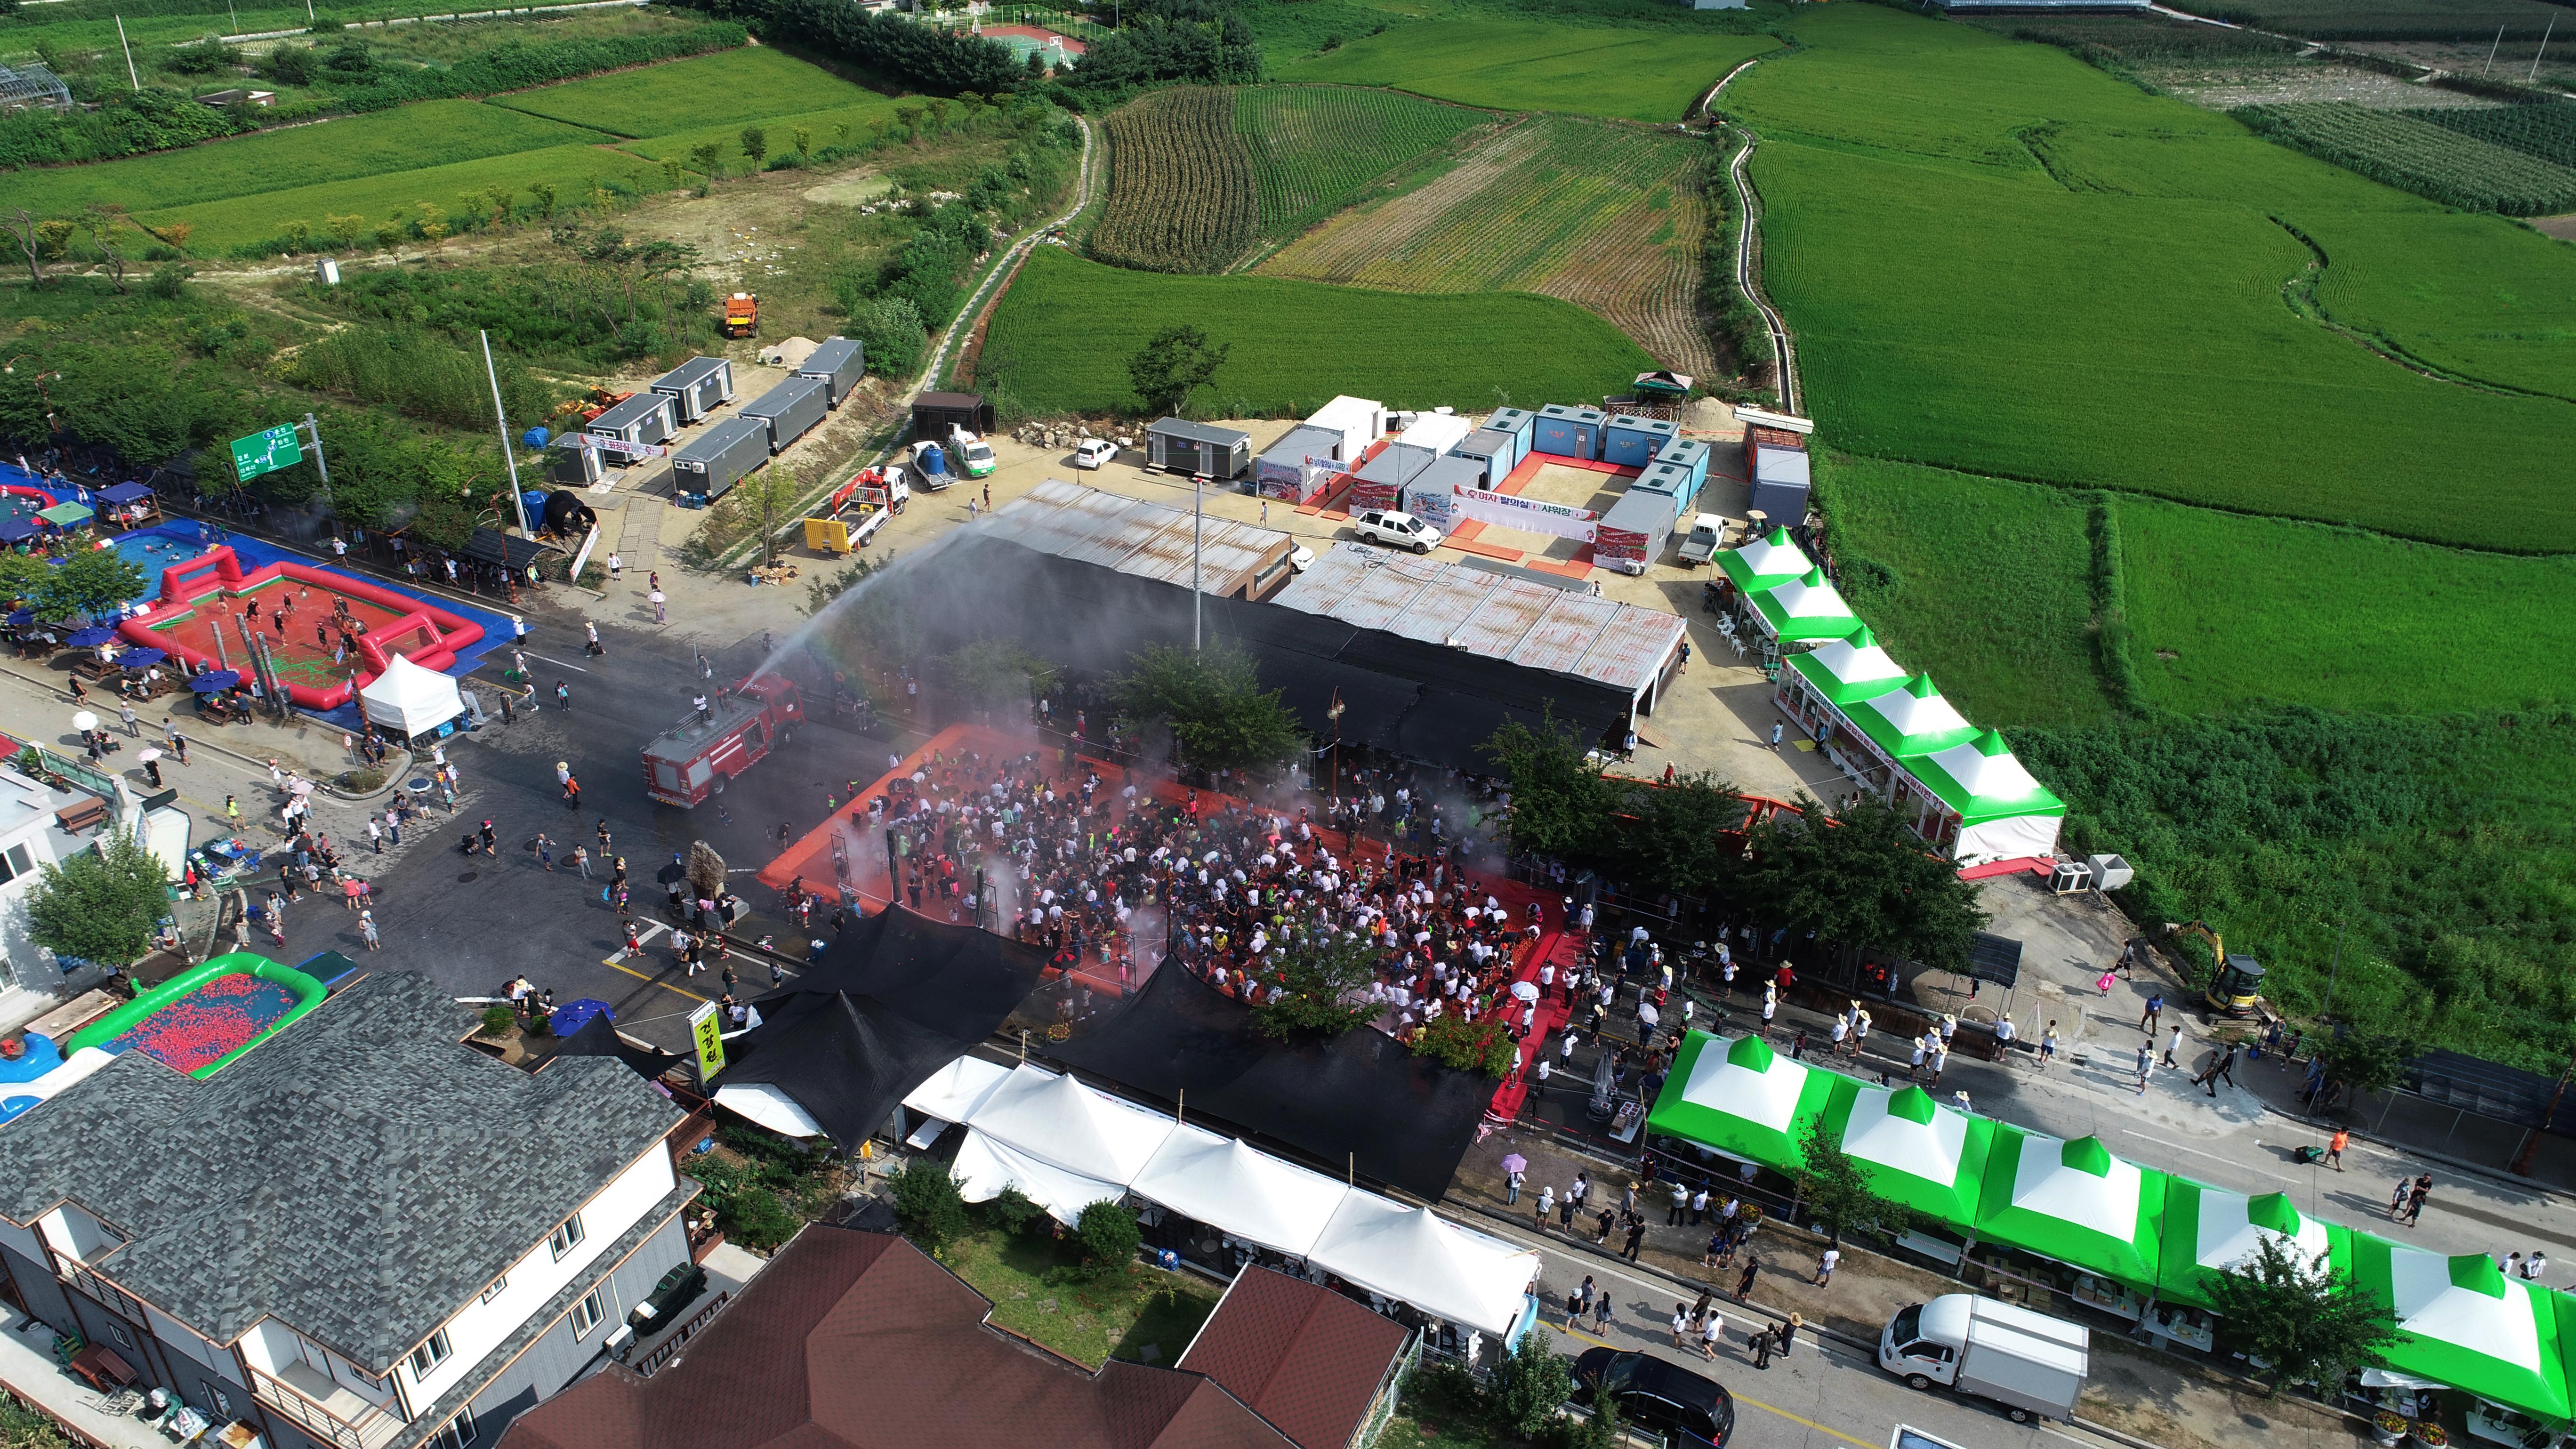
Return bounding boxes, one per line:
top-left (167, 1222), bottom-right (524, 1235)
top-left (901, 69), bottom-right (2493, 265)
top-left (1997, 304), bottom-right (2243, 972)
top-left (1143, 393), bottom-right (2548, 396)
top-left (1542, 1322), bottom-right (1875, 1449)
top-left (609, 920), bottom-right (671, 962)
top-left (599, 953), bottom-right (707, 1003)
top-left (523, 652), bottom-right (589, 673)
top-left (2115, 1131), bottom-right (2238, 1165)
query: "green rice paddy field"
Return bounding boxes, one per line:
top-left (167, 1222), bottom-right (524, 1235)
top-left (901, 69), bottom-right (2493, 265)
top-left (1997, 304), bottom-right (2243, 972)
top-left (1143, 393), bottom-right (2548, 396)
top-left (978, 247), bottom-right (1652, 414)
top-left (486, 45), bottom-right (861, 137)
top-left (617, 96), bottom-right (911, 165)
top-left (2311, 212), bottom-right (2576, 402)
top-left (1272, 19), bottom-right (1776, 123)
top-left (139, 140), bottom-right (654, 251)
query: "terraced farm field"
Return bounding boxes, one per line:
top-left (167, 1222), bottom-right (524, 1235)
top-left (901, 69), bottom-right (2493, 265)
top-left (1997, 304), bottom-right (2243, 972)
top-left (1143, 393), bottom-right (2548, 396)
top-left (490, 46), bottom-right (864, 137)
top-left (980, 247), bottom-right (1654, 415)
top-left (1092, 87), bottom-right (1258, 273)
top-left (8, 102), bottom-right (609, 219)
top-left (1258, 115), bottom-right (1719, 375)
top-left (1272, 19), bottom-right (1778, 123)
top-left (1238, 86), bottom-right (1493, 253)
top-left (1730, 3), bottom-right (2576, 553)
top-left (618, 95), bottom-right (912, 167)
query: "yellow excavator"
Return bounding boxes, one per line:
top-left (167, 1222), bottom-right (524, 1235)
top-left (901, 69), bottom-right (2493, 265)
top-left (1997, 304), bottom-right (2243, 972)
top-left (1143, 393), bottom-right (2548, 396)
top-left (2170, 920), bottom-right (2266, 1016)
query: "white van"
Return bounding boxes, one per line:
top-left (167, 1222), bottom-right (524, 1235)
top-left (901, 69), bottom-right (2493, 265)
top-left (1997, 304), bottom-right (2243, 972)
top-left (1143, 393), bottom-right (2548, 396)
top-left (1881, 1294), bottom-right (2088, 1424)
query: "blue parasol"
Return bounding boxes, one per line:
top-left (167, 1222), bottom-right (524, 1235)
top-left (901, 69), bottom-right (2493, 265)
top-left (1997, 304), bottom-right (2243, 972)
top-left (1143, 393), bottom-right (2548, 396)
top-left (190, 671), bottom-right (242, 692)
top-left (0, 520), bottom-right (34, 544)
top-left (551, 998), bottom-right (613, 1035)
top-left (117, 647), bottom-right (166, 669)
top-left (65, 626), bottom-right (118, 647)
top-left (5, 610), bottom-right (31, 627)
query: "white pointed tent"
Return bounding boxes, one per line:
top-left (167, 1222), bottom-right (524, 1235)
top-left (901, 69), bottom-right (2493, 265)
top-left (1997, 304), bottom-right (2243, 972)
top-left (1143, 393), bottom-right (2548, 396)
top-left (1854, 674), bottom-right (1979, 759)
top-left (1822, 1083), bottom-right (1991, 1226)
top-left (1128, 1123), bottom-right (1351, 1258)
top-left (358, 652), bottom-right (464, 736)
top-left (1306, 1194), bottom-right (1539, 1335)
top-left (1716, 526), bottom-right (1813, 594)
top-left (1975, 1128), bottom-right (2166, 1289)
top-left (1747, 566), bottom-right (1860, 644)
top-left (1787, 625), bottom-right (1909, 708)
top-left (711, 1083), bottom-right (824, 1139)
top-left (1914, 728), bottom-right (2068, 864)
top-left (1645, 1031), bottom-right (1843, 1168)
top-left (962, 1062), bottom-right (1175, 1183)
top-left (902, 1054), bottom-right (1013, 1126)
top-left (951, 1128), bottom-right (1128, 1225)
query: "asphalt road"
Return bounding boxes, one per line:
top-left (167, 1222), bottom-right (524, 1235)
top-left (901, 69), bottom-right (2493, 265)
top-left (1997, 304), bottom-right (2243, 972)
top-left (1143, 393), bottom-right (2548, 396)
top-left (1490, 1221), bottom-right (2127, 1449)
top-left (354, 596), bottom-right (899, 1049)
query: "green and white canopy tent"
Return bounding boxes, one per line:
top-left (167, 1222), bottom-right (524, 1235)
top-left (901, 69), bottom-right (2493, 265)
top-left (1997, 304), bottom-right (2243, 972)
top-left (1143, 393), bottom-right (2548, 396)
top-left (1851, 673), bottom-right (1981, 762)
top-left (1747, 567), bottom-right (1861, 645)
top-left (2343, 1236), bottom-right (2575, 1422)
top-left (1647, 1031), bottom-right (1846, 1171)
top-left (1717, 526), bottom-right (1814, 595)
top-left (1818, 1083), bottom-right (1992, 1228)
top-left (1976, 1127), bottom-right (2168, 1291)
top-left (1785, 625), bottom-right (1909, 708)
top-left (2155, 1183), bottom-right (2343, 1310)
top-left (1910, 728), bottom-right (2068, 865)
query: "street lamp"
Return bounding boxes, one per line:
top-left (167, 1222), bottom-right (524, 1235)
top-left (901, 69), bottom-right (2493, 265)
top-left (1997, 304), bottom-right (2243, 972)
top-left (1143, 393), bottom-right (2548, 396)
top-left (1325, 690), bottom-right (1344, 797)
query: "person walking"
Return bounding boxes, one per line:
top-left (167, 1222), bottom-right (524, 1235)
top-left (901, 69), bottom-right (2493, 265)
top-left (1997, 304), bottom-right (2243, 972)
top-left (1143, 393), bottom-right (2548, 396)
top-left (1670, 1304), bottom-right (1690, 1350)
top-left (119, 702), bottom-right (138, 737)
top-left (1668, 1180), bottom-right (1690, 1226)
top-left (1776, 1314), bottom-right (1803, 1362)
top-left (1735, 1258), bottom-right (1760, 1302)
top-left (1752, 1318), bottom-right (1775, 1370)
top-left (2164, 1024), bottom-right (2183, 1069)
top-left (1814, 1247), bottom-right (1840, 1286)
top-left (554, 680), bottom-right (571, 711)
top-left (536, 834), bottom-right (554, 872)
top-left (1534, 1183), bottom-right (1554, 1232)
top-left (2326, 1127), bottom-right (2350, 1170)
top-left (585, 620), bottom-right (605, 657)
top-left (1559, 1183), bottom-right (1578, 1231)
top-left (1769, 722), bottom-right (1784, 750)
top-left (2135, 1044), bottom-right (2152, 1095)
top-left (1698, 1308), bottom-right (1724, 1361)
top-left (1621, 1218), bottom-right (1646, 1264)
top-left (2390, 1177), bottom-right (2412, 1221)
top-left (478, 820), bottom-right (497, 856)
top-left (2194, 1043), bottom-right (2239, 1097)
top-left (367, 818), bottom-right (382, 853)
top-left (1592, 1292), bottom-right (1613, 1337)
top-left (1505, 1165), bottom-right (1524, 1205)
top-left (572, 845), bottom-right (592, 879)
top-left (2406, 1174), bottom-right (2432, 1226)
top-left (2039, 1020), bottom-right (2060, 1071)
top-left (358, 909), bottom-right (379, 950)
top-left (2140, 992), bottom-right (2163, 1035)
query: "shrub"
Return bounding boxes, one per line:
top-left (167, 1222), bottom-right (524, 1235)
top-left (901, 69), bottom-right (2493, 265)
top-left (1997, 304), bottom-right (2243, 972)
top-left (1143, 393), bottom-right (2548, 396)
top-left (480, 1004), bottom-right (517, 1038)
top-left (887, 1158), bottom-right (972, 1250)
top-left (1075, 1199), bottom-right (1141, 1272)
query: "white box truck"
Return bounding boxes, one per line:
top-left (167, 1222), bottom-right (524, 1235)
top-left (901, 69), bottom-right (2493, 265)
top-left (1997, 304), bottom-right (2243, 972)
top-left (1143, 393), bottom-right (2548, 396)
top-left (1880, 1295), bottom-right (2087, 1425)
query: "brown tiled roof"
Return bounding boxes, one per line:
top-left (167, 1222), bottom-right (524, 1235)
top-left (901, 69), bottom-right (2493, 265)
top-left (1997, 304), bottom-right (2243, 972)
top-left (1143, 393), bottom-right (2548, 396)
top-left (1178, 1268), bottom-right (1410, 1449)
top-left (498, 1228), bottom-right (1291, 1449)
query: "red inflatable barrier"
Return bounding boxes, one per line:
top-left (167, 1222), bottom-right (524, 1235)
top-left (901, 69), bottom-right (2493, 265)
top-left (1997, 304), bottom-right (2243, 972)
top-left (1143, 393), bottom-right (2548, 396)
top-left (118, 545), bottom-right (484, 709)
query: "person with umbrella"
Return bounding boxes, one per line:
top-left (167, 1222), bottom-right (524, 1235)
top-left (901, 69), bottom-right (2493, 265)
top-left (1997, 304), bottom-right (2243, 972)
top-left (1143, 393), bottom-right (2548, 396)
top-left (137, 748), bottom-right (163, 789)
top-left (1501, 1151), bottom-right (1527, 1205)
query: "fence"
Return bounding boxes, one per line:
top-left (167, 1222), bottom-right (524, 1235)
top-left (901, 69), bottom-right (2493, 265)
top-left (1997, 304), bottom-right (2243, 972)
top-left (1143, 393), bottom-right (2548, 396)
top-left (632, 1290), bottom-right (731, 1377)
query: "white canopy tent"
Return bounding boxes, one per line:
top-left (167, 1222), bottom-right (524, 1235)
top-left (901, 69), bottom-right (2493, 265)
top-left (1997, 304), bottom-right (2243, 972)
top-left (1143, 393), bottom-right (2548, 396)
top-left (713, 1082), bottom-right (823, 1139)
top-left (358, 652), bottom-right (465, 736)
top-left (902, 1054), bottom-right (1014, 1125)
top-left (1306, 1194), bottom-right (1538, 1336)
top-left (1128, 1123), bottom-right (1351, 1259)
top-left (950, 1128), bottom-right (1128, 1226)
top-left (963, 1062), bottom-right (1176, 1183)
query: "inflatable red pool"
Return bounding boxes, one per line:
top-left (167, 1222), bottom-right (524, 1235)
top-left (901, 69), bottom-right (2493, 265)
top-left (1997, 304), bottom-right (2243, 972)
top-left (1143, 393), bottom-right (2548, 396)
top-left (117, 545), bottom-right (485, 709)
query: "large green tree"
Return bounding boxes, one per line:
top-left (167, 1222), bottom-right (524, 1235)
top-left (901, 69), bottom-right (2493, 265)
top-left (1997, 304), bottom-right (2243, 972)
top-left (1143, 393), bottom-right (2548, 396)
top-left (1481, 713), bottom-right (1622, 861)
top-left (1734, 797), bottom-right (1989, 974)
top-left (34, 549), bottom-right (146, 624)
top-left (1790, 1111), bottom-right (1923, 1245)
top-left (1126, 324), bottom-right (1229, 418)
top-left (26, 830), bottom-right (168, 967)
top-left (1109, 642), bottom-right (1300, 773)
top-left (1245, 933), bottom-right (1383, 1040)
top-left (1609, 769), bottom-right (1750, 899)
top-left (2205, 1234), bottom-right (2394, 1396)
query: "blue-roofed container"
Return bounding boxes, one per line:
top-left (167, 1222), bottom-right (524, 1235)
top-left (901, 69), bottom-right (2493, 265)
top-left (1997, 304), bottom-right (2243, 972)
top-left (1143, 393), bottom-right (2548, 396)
top-left (1603, 413), bottom-right (1678, 468)
top-left (1660, 437), bottom-right (1712, 491)
top-left (1534, 404), bottom-right (1608, 460)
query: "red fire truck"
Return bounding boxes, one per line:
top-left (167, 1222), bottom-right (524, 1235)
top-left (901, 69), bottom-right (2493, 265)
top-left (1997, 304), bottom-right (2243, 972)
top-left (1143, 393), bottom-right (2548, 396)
top-left (642, 674), bottom-right (804, 807)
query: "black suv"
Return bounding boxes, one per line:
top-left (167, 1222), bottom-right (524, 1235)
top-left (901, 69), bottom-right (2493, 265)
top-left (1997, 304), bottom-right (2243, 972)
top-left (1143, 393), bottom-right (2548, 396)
top-left (1571, 1348), bottom-right (1737, 1448)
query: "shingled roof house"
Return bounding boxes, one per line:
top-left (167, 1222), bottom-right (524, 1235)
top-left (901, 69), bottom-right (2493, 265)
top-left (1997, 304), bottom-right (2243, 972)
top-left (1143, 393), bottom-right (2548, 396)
top-left (0, 972), bottom-right (697, 1449)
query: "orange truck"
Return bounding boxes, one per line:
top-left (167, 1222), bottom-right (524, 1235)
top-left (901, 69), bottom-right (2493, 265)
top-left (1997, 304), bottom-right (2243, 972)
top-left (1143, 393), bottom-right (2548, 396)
top-left (721, 292), bottom-right (760, 338)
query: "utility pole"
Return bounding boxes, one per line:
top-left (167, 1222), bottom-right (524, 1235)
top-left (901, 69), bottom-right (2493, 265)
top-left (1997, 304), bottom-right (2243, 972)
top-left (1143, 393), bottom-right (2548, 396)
top-left (2484, 23), bottom-right (2504, 73)
top-left (299, 412), bottom-right (332, 505)
top-left (2533, 15), bottom-right (2555, 82)
top-left (1191, 470), bottom-right (1203, 652)
top-left (115, 16), bottom-right (140, 91)
top-left (479, 330), bottom-right (531, 536)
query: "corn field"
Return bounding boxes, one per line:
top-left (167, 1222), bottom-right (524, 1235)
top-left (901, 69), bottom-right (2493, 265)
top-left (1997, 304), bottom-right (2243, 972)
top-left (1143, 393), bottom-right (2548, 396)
top-left (2407, 101), bottom-right (2576, 172)
top-left (2234, 102), bottom-right (2576, 214)
top-left (1091, 87), bottom-right (1257, 274)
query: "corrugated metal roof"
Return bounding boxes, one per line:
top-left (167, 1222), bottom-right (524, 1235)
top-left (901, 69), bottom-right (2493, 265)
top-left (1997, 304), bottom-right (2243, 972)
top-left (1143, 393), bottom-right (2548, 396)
top-left (1449, 576), bottom-right (1567, 659)
top-left (978, 482), bottom-right (1290, 598)
top-left (1328, 554), bottom-right (1439, 632)
top-left (1507, 592), bottom-right (1624, 676)
top-left (1573, 609), bottom-right (1686, 692)
top-left (1260, 425), bottom-right (1340, 465)
top-left (1124, 514), bottom-right (1280, 593)
top-left (1058, 493), bottom-right (1169, 569)
top-left (1268, 544), bottom-right (1376, 615)
top-left (1383, 560), bottom-right (1501, 646)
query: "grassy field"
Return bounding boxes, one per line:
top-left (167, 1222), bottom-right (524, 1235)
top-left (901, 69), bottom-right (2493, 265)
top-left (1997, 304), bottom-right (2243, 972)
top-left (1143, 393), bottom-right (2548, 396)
top-left (137, 139), bottom-right (652, 252)
top-left (2162, 0), bottom-right (2570, 41)
top-left (940, 1227), bottom-right (1219, 1369)
top-left (1258, 113), bottom-right (1717, 374)
top-left (2312, 211), bottom-right (2576, 402)
top-left (2234, 103), bottom-right (2576, 214)
top-left (615, 95), bottom-right (912, 166)
top-left (1272, 19), bottom-right (1778, 123)
top-left (2413, 102), bottom-right (2576, 171)
top-left (980, 246), bottom-right (1654, 415)
top-left (1728, 4), bottom-right (2576, 553)
top-left (8, 102), bottom-right (606, 219)
top-left (2113, 496), bottom-right (2576, 716)
top-left (489, 46), bottom-right (864, 137)
top-left (1093, 87), bottom-right (1257, 273)
top-left (1811, 458), bottom-right (2109, 726)
top-left (1238, 84), bottom-right (1492, 250)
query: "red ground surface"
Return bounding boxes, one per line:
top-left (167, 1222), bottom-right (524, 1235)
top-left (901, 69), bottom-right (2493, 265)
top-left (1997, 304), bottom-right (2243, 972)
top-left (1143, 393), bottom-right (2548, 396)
top-left (984, 22), bottom-right (1087, 53)
top-left (145, 580), bottom-right (432, 696)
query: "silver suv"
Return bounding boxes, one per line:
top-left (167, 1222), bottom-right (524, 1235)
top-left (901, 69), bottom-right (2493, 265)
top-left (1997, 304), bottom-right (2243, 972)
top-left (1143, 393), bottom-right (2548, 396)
top-left (1352, 508), bottom-right (1442, 555)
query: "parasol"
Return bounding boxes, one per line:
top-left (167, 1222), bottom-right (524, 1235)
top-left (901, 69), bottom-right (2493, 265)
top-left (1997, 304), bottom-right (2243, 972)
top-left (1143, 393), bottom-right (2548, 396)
top-left (190, 671), bottom-right (241, 692)
top-left (1499, 1152), bottom-right (1528, 1175)
top-left (656, 860), bottom-right (690, 885)
top-left (137, 749), bottom-right (160, 763)
top-left (118, 647), bottom-right (167, 669)
top-left (71, 711), bottom-right (97, 733)
top-left (4, 609), bottom-right (30, 626)
top-left (1638, 1001), bottom-right (1661, 1029)
top-left (288, 780), bottom-right (314, 796)
top-left (65, 627), bottom-right (117, 647)
top-left (551, 998), bottom-right (613, 1035)
top-left (1510, 981), bottom-right (1539, 1003)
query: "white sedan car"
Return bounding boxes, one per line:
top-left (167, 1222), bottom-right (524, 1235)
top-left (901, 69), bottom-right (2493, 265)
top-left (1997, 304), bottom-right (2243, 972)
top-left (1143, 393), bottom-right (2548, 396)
top-left (1073, 438), bottom-right (1119, 470)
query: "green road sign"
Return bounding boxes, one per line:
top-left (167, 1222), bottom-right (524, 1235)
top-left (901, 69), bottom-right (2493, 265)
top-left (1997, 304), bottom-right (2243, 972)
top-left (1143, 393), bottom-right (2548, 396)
top-left (229, 424), bottom-right (303, 483)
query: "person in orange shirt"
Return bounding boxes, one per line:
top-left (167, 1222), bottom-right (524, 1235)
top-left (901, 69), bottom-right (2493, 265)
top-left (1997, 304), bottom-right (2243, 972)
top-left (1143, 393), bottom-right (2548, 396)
top-left (2327, 1128), bottom-right (2350, 1171)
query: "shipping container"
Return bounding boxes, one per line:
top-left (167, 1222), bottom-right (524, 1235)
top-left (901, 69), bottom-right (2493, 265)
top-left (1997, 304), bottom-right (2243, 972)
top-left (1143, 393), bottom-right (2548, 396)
top-left (1660, 437), bottom-right (1712, 491)
top-left (1256, 424), bottom-right (1343, 504)
top-left (1746, 423), bottom-right (1808, 456)
top-left (670, 416), bottom-right (772, 501)
top-left (1403, 456), bottom-right (1484, 534)
top-left (587, 391), bottom-right (678, 448)
top-left (1396, 412), bottom-right (1475, 457)
top-left (1452, 429), bottom-right (1511, 484)
top-left (649, 356), bottom-right (734, 424)
top-left (1485, 406), bottom-right (1537, 453)
top-left (913, 391), bottom-right (995, 439)
top-left (1594, 485), bottom-right (1681, 575)
top-left (739, 374), bottom-right (830, 454)
top-left (1603, 413), bottom-right (1678, 467)
top-left (1304, 394), bottom-right (1386, 463)
top-left (1147, 418), bottom-right (1253, 480)
top-left (1749, 444), bottom-right (1813, 530)
top-left (1534, 403), bottom-right (1608, 460)
top-left (547, 442), bottom-right (607, 488)
top-left (1635, 459), bottom-right (1698, 513)
top-left (799, 337), bottom-right (866, 407)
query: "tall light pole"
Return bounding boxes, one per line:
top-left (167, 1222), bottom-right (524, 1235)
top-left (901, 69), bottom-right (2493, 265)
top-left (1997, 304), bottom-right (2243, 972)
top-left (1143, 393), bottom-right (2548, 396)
top-left (1191, 471), bottom-right (1203, 652)
top-left (480, 330), bottom-right (531, 536)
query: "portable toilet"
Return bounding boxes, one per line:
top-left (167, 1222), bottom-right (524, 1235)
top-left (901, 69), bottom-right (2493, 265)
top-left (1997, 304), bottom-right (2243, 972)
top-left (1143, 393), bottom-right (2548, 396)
top-left (1660, 437), bottom-right (1712, 492)
top-left (1748, 444), bottom-right (1813, 530)
top-left (650, 356), bottom-right (734, 425)
top-left (1603, 414), bottom-right (1678, 468)
top-left (1534, 404), bottom-right (1608, 460)
top-left (547, 441), bottom-right (606, 488)
top-left (1451, 429), bottom-right (1513, 485)
top-left (1635, 458), bottom-right (1698, 513)
top-left (1486, 406), bottom-right (1537, 451)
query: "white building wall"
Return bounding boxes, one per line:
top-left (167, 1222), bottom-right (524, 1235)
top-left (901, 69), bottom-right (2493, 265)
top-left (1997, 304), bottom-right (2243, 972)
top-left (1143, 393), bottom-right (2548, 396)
top-left (399, 1147), bottom-right (676, 1410)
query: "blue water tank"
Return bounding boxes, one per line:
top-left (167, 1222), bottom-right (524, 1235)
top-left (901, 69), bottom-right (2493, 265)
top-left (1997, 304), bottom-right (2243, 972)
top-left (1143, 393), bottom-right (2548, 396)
top-left (919, 443), bottom-right (946, 476)
top-left (522, 426), bottom-right (551, 449)
top-left (521, 489), bottom-right (548, 518)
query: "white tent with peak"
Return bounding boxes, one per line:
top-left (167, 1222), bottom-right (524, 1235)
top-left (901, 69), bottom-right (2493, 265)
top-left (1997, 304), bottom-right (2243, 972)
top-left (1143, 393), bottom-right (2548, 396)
top-left (963, 1063), bottom-right (1175, 1183)
top-left (1129, 1123), bottom-right (1351, 1258)
top-left (1305, 1194), bottom-right (1538, 1335)
top-left (1912, 728), bottom-right (2068, 864)
top-left (357, 653), bottom-right (464, 736)
top-left (950, 1129), bottom-right (1128, 1226)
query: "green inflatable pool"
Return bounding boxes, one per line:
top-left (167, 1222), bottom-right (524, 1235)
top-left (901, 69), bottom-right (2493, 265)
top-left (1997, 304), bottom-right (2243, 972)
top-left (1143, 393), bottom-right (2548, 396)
top-left (68, 953), bottom-right (330, 1078)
